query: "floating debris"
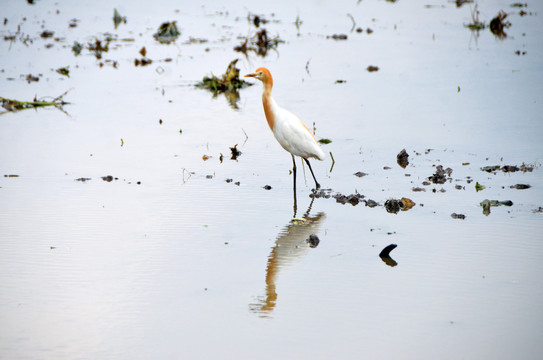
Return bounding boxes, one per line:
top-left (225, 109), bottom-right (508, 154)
top-left (56, 66), bottom-right (69, 77)
top-left (25, 74), bottom-right (40, 83)
top-left (88, 37), bottom-right (111, 59)
top-left (306, 234), bottom-right (320, 248)
top-left (354, 171), bottom-right (367, 178)
top-left (367, 65), bottom-right (379, 72)
top-left (318, 138), bottom-right (332, 144)
top-left (263, 185), bottom-right (272, 190)
top-left (334, 193), bottom-right (364, 206)
top-left (489, 11), bottom-right (510, 39)
top-left (230, 144), bottom-right (242, 160)
top-left (475, 182), bottom-right (486, 192)
top-left (510, 184), bottom-right (531, 190)
top-left (385, 198), bottom-right (415, 214)
top-left (75, 177), bottom-right (91, 182)
top-left (40, 30), bottom-right (54, 38)
top-left (481, 164), bottom-right (534, 173)
top-left (379, 244), bottom-right (398, 267)
top-left (234, 28), bottom-right (283, 57)
top-left (153, 21), bottom-right (180, 44)
top-left (465, 4), bottom-right (485, 31)
top-left (397, 148), bottom-right (409, 168)
top-left (202, 155), bottom-right (212, 161)
top-left (1, 91), bottom-right (70, 113)
top-left (327, 34), bottom-right (348, 40)
top-left (72, 41), bottom-right (82, 56)
top-left (451, 213), bottom-right (466, 220)
top-left (3, 174), bottom-right (19, 178)
top-left (134, 47), bottom-right (152, 66)
top-left (101, 175), bottom-right (117, 182)
top-left (196, 59), bottom-right (252, 109)
top-left (365, 199), bottom-right (379, 208)
top-left (113, 9), bottom-right (127, 29)
top-left (480, 199), bottom-right (513, 216)
top-left (428, 165), bottom-right (452, 184)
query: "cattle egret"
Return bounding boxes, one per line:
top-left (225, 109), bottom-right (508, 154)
top-left (244, 68), bottom-right (325, 192)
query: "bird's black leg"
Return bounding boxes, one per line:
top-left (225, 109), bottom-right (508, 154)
top-left (304, 158), bottom-right (320, 190)
top-left (292, 154), bottom-right (297, 217)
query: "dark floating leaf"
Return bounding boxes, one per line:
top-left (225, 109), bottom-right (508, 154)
top-left (318, 138), bottom-right (332, 144)
top-left (379, 244), bottom-right (398, 267)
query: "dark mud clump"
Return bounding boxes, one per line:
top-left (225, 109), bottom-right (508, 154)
top-left (153, 21), bottom-right (180, 44)
top-left (428, 165), bottom-right (453, 184)
top-left (196, 59), bottom-right (252, 109)
top-left (230, 144), bottom-right (242, 160)
top-left (510, 184), bottom-right (531, 190)
top-left (327, 34), bottom-right (348, 40)
top-left (396, 148), bottom-right (409, 168)
top-left (334, 193), bottom-right (364, 206)
top-left (306, 234), bottom-right (320, 248)
top-left (379, 244), bottom-right (398, 267)
top-left (481, 164), bottom-right (534, 173)
top-left (263, 185), bottom-right (272, 190)
top-left (489, 11), bottom-right (511, 39)
top-left (451, 213), bottom-right (466, 220)
top-left (385, 197), bottom-right (415, 214)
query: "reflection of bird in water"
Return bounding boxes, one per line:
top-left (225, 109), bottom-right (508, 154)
top-left (250, 211), bottom-right (326, 316)
top-left (244, 68), bottom-right (325, 216)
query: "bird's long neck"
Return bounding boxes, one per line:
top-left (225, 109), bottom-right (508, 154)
top-left (261, 83), bottom-right (275, 131)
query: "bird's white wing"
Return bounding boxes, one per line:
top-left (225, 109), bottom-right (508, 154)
top-left (273, 107), bottom-right (325, 161)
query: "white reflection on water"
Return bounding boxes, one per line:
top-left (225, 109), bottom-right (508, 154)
top-left (251, 209), bottom-right (326, 316)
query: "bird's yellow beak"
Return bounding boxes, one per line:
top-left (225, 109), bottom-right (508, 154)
top-left (244, 73), bottom-right (256, 78)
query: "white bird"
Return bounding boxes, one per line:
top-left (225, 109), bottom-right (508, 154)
top-left (244, 67), bottom-right (325, 190)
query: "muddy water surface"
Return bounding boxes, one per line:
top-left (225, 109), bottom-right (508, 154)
top-left (1, 0), bottom-right (542, 359)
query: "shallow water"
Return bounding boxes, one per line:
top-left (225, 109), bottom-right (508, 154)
top-left (1, 0), bottom-right (543, 359)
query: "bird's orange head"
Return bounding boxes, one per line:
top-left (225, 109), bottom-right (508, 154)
top-left (244, 67), bottom-right (273, 87)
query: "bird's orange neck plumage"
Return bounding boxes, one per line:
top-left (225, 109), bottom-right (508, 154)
top-left (257, 67), bottom-right (275, 131)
